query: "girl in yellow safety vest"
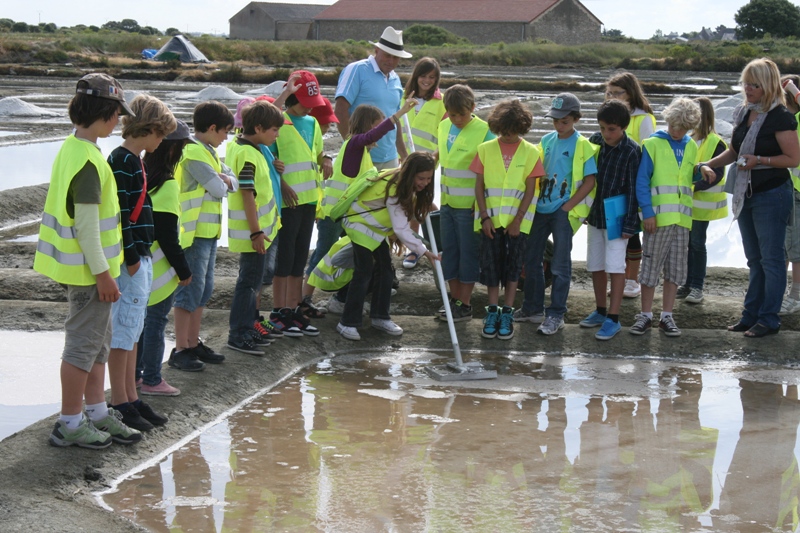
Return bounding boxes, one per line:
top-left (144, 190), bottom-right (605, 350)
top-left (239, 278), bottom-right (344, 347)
top-left (336, 152), bottom-right (438, 341)
top-left (400, 57), bottom-right (447, 268)
top-left (780, 75), bottom-right (800, 315)
top-left (606, 71), bottom-right (657, 299)
top-left (138, 120), bottom-right (199, 394)
top-left (474, 100), bottom-right (544, 341)
top-left (679, 97), bottom-right (728, 305)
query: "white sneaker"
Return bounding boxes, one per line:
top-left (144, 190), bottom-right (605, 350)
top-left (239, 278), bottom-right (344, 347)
top-left (780, 295), bottom-right (800, 315)
top-left (336, 322), bottom-right (360, 341)
top-left (371, 318), bottom-right (403, 336)
top-left (537, 316), bottom-right (565, 335)
top-left (325, 295), bottom-right (346, 314)
top-left (623, 279), bottom-right (641, 298)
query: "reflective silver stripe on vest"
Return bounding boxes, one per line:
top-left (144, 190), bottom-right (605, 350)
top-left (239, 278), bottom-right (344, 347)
top-left (703, 183), bottom-right (726, 194)
top-left (311, 256), bottom-right (338, 282)
top-left (181, 196), bottom-right (204, 211)
top-left (228, 209), bottom-right (247, 221)
top-left (183, 220), bottom-right (197, 232)
top-left (411, 128), bottom-right (437, 143)
top-left (283, 161), bottom-right (319, 175)
top-left (325, 180), bottom-right (348, 192)
top-left (351, 200), bottom-right (391, 232)
top-left (442, 185), bottom-right (474, 197)
top-left (651, 185), bottom-right (692, 196)
top-left (228, 228), bottom-right (253, 240)
top-left (258, 197), bottom-right (276, 219)
top-left (150, 248), bottom-right (177, 293)
top-left (198, 212), bottom-right (221, 224)
top-left (290, 179), bottom-right (319, 195)
top-left (36, 240), bottom-right (121, 266)
top-left (442, 168), bottom-right (477, 179)
top-left (343, 220), bottom-right (386, 242)
top-left (653, 204), bottom-right (692, 216)
top-left (485, 205), bottom-right (535, 223)
top-left (484, 188), bottom-right (525, 200)
top-left (414, 145), bottom-right (435, 154)
top-left (693, 199), bottom-right (727, 210)
top-left (41, 213), bottom-right (118, 239)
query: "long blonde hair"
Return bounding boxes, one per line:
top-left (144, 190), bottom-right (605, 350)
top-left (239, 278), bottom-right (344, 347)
top-left (741, 58), bottom-right (786, 112)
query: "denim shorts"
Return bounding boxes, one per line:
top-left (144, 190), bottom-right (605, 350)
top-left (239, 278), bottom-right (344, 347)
top-left (111, 256), bottom-right (153, 350)
top-left (174, 237), bottom-right (217, 312)
top-left (440, 205), bottom-right (480, 283)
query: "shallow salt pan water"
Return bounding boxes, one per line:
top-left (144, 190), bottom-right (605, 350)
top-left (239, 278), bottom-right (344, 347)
top-left (102, 353), bottom-right (800, 532)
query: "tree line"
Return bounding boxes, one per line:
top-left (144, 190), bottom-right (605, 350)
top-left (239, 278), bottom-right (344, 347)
top-left (0, 18), bottom-right (180, 37)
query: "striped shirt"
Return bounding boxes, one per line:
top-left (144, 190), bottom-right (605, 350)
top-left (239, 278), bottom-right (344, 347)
top-left (108, 146), bottom-right (154, 265)
top-left (587, 132), bottom-right (641, 235)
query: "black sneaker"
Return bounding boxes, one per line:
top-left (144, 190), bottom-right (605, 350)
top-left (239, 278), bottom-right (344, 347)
top-left (273, 308), bottom-right (303, 337)
top-left (134, 400), bottom-right (168, 426)
top-left (195, 341), bottom-right (226, 364)
top-left (292, 306), bottom-right (320, 336)
top-left (112, 403), bottom-right (155, 432)
top-left (247, 328), bottom-right (271, 347)
top-left (226, 336), bottom-right (264, 355)
top-left (168, 348), bottom-right (206, 372)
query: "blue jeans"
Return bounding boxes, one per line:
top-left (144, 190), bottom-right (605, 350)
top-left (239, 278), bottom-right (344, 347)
top-left (522, 208), bottom-right (573, 318)
top-left (737, 181), bottom-right (792, 329)
top-left (136, 292), bottom-right (173, 386)
top-left (439, 205), bottom-right (480, 283)
top-left (686, 219), bottom-right (709, 290)
top-left (306, 217), bottom-right (343, 277)
top-left (262, 237), bottom-right (278, 286)
top-left (229, 251), bottom-right (267, 341)
top-left (174, 237), bottom-right (217, 312)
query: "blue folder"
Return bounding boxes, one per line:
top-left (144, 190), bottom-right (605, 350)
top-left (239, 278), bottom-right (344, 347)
top-left (604, 194), bottom-right (626, 240)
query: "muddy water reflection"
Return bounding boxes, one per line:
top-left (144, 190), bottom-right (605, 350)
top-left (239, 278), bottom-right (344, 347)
top-left (104, 355), bottom-right (800, 532)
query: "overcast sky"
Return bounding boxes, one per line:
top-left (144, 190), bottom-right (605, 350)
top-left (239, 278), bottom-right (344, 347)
top-left (4, 0), bottom-right (798, 40)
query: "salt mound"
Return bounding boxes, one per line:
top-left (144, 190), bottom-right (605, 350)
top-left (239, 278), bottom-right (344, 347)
top-left (244, 81), bottom-right (285, 98)
top-left (185, 85), bottom-right (242, 101)
top-left (0, 97), bottom-right (60, 117)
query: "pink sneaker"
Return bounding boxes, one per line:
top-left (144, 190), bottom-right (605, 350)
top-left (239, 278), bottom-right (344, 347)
top-left (140, 379), bottom-right (181, 397)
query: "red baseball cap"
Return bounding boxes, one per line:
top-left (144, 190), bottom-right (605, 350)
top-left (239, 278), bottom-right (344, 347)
top-left (290, 70), bottom-right (325, 109)
top-left (310, 98), bottom-right (339, 125)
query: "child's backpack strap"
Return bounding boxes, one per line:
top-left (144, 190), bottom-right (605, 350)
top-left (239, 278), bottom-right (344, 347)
top-left (330, 167), bottom-right (382, 221)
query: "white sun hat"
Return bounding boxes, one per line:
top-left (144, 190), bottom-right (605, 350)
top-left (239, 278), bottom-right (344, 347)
top-left (369, 26), bottom-right (413, 59)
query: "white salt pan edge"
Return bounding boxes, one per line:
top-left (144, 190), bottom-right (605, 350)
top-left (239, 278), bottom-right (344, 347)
top-left (0, 97), bottom-right (60, 117)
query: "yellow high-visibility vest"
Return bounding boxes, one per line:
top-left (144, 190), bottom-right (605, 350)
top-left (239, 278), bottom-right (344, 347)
top-left (692, 133), bottom-right (729, 221)
top-left (321, 138), bottom-right (374, 218)
top-left (147, 179), bottom-right (180, 305)
top-left (275, 113), bottom-right (323, 207)
top-left (175, 142), bottom-right (223, 248)
top-left (226, 140), bottom-right (281, 253)
top-left (402, 96), bottom-right (446, 153)
top-left (342, 173), bottom-right (395, 251)
top-left (34, 135), bottom-right (122, 285)
top-left (642, 136), bottom-right (698, 229)
top-left (307, 236), bottom-right (354, 291)
top-left (438, 116), bottom-right (489, 209)
top-left (474, 139), bottom-right (541, 234)
top-left (628, 113), bottom-right (657, 145)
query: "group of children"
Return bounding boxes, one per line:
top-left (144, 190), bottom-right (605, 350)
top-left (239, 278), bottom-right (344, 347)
top-left (38, 61), bottom-right (752, 448)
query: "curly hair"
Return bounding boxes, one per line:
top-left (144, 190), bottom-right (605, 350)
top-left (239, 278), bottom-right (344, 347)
top-left (121, 94), bottom-right (177, 139)
top-left (606, 71), bottom-right (654, 114)
top-left (385, 152), bottom-right (436, 223)
top-left (662, 97), bottom-right (701, 132)
top-left (487, 99), bottom-right (532, 137)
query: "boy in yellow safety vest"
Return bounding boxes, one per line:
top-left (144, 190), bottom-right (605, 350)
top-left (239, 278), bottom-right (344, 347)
top-left (631, 97), bottom-right (701, 337)
top-left (474, 100), bottom-right (544, 340)
top-left (225, 100), bottom-right (287, 354)
top-left (34, 73), bottom-right (138, 449)
top-left (435, 84), bottom-right (495, 322)
top-left (171, 102), bottom-right (237, 370)
top-left (517, 93), bottom-right (597, 336)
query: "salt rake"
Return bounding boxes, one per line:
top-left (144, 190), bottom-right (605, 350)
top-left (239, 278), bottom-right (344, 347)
top-left (400, 114), bottom-right (495, 380)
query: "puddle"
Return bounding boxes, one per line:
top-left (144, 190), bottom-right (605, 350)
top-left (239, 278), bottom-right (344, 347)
top-left (102, 353), bottom-right (800, 532)
top-left (0, 330), bottom-right (174, 441)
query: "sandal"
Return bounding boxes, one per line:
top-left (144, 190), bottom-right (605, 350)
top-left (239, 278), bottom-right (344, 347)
top-left (299, 297), bottom-right (326, 319)
top-left (402, 252), bottom-right (419, 269)
top-left (727, 321), bottom-right (752, 332)
top-left (744, 323), bottom-right (780, 338)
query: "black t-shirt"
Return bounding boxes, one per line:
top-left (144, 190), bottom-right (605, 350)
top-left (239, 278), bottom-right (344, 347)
top-left (731, 105), bottom-right (797, 194)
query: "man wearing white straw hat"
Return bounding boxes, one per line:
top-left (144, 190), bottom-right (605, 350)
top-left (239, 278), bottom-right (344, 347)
top-left (335, 26), bottom-right (413, 170)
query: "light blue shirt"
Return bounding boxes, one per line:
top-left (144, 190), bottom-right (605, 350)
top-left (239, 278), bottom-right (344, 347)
top-left (537, 130), bottom-right (597, 214)
top-left (259, 145), bottom-right (282, 216)
top-left (447, 120), bottom-right (495, 152)
top-left (336, 55), bottom-right (403, 164)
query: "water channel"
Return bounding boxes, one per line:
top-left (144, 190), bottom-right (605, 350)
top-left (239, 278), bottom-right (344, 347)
top-left (101, 352), bottom-right (800, 532)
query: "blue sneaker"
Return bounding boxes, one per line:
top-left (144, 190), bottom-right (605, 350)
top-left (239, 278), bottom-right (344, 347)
top-left (482, 305), bottom-right (500, 338)
top-left (580, 310), bottom-right (607, 328)
top-left (498, 306), bottom-right (514, 340)
top-left (595, 318), bottom-right (622, 340)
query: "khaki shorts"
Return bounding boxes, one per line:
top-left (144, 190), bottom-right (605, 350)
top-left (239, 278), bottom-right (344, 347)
top-left (640, 225), bottom-right (689, 288)
top-left (62, 284), bottom-right (112, 372)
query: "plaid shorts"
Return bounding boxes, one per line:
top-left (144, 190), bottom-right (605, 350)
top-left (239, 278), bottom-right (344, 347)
top-left (479, 228), bottom-right (527, 287)
top-left (640, 225), bottom-right (689, 287)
